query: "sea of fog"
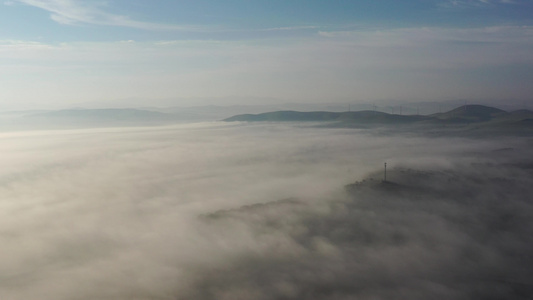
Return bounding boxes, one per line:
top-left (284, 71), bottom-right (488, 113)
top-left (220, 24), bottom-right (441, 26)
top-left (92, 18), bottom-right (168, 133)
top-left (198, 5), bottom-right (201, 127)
top-left (1, 122), bottom-right (532, 299)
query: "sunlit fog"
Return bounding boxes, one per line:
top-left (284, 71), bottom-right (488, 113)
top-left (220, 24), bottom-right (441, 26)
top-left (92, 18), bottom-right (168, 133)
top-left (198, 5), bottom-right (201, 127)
top-left (1, 122), bottom-right (532, 299)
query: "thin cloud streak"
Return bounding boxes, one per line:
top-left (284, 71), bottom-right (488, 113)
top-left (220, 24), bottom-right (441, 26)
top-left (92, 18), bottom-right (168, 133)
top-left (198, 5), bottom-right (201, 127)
top-left (14, 0), bottom-right (202, 31)
top-left (2, 25), bottom-right (533, 108)
top-left (318, 25), bottom-right (533, 45)
top-left (12, 0), bottom-right (322, 33)
top-left (440, 0), bottom-right (520, 8)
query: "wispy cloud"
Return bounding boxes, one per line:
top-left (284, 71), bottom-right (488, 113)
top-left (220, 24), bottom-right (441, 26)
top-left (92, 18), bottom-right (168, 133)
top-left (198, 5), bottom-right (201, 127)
top-left (11, 0), bottom-right (323, 34)
top-left (2, 24), bottom-right (533, 106)
top-left (13, 0), bottom-right (200, 31)
top-left (318, 26), bottom-right (533, 46)
top-left (440, 0), bottom-right (518, 8)
top-left (259, 25), bottom-right (321, 32)
top-left (0, 39), bottom-right (56, 51)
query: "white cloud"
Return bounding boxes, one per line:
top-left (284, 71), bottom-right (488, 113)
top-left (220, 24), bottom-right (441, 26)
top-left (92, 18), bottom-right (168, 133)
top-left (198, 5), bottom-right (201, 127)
top-left (0, 39), bottom-right (56, 51)
top-left (440, 0), bottom-right (519, 8)
top-left (13, 0), bottom-right (199, 31)
top-left (259, 25), bottom-right (320, 32)
top-left (318, 26), bottom-right (533, 44)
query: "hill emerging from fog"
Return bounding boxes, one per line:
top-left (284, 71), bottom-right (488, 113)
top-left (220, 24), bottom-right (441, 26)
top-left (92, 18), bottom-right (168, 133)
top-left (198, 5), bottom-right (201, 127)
top-left (224, 110), bottom-right (432, 124)
top-left (0, 108), bottom-right (186, 130)
top-left (223, 104), bottom-right (533, 128)
top-left (192, 150), bottom-right (533, 300)
top-left (2, 104), bottom-right (532, 133)
top-left (29, 108), bottom-right (174, 121)
top-left (430, 105), bottom-right (506, 123)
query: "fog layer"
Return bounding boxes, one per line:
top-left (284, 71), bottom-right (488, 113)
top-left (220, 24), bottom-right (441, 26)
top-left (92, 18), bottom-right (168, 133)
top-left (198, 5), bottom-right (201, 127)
top-left (0, 123), bottom-right (531, 299)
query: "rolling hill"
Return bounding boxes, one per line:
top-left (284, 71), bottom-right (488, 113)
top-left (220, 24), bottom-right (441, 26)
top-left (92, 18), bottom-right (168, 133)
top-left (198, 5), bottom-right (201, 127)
top-left (223, 105), bottom-right (533, 136)
top-left (224, 105), bottom-right (531, 125)
top-left (430, 104), bottom-right (506, 123)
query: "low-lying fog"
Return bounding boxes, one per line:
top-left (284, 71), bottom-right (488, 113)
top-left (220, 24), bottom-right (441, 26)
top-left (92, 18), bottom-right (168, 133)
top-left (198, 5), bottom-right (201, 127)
top-left (1, 122), bottom-right (532, 299)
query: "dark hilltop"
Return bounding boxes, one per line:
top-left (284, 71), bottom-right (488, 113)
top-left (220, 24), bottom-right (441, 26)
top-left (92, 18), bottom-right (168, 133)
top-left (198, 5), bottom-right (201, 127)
top-left (223, 104), bottom-right (533, 136)
top-left (223, 104), bottom-right (532, 124)
top-left (188, 149), bottom-right (533, 300)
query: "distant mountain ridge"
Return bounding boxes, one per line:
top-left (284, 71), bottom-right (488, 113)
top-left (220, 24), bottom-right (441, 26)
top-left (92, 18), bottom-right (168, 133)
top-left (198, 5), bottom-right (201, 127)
top-left (223, 105), bottom-right (533, 127)
top-left (28, 108), bottom-right (174, 121)
top-left (0, 108), bottom-right (185, 130)
top-left (2, 105), bottom-right (532, 132)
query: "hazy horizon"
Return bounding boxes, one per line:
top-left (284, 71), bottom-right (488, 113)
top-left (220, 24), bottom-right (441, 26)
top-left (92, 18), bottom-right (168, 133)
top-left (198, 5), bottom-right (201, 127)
top-left (2, 0), bottom-right (533, 110)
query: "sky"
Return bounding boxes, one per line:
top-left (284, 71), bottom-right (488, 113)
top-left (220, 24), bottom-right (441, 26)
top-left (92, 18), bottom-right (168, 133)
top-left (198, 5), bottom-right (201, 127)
top-left (1, 0), bottom-right (533, 109)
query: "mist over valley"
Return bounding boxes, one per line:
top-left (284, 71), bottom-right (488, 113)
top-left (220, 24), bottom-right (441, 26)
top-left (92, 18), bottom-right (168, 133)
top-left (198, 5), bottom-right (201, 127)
top-left (1, 120), bottom-right (532, 299)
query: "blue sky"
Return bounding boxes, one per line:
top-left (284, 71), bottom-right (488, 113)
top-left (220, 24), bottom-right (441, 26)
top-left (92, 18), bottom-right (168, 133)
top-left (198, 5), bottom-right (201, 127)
top-left (1, 0), bottom-right (533, 109)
